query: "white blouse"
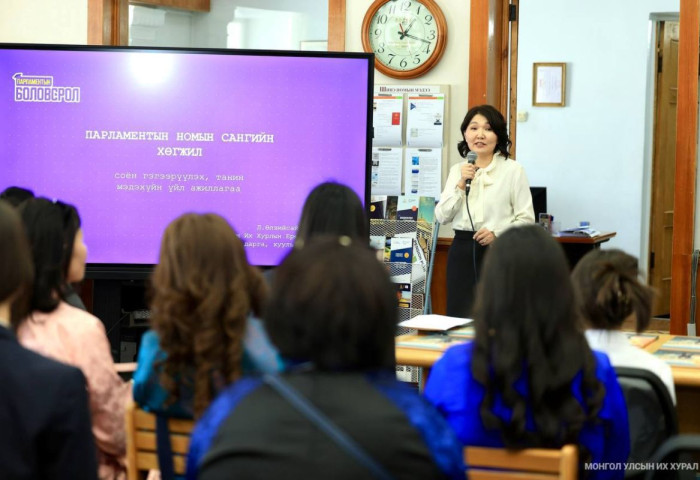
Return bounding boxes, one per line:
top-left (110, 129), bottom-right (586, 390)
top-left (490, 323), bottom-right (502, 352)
top-left (585, 329), bottom-right (676, 404)
top-left (434, 153), bottom-right (535, 236)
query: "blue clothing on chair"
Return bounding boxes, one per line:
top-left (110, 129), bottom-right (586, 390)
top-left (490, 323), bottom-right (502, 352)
top-left (424, 342), bottom-right (630, 480)
top-left (133, 316), bottom-right (282, 418)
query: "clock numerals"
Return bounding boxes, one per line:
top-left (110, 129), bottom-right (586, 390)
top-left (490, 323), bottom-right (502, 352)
top-left (363, 0), bottom-right (446, 78)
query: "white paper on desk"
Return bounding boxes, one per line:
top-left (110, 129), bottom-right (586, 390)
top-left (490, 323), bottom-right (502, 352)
top-left (404, 148), bottom-right (442, 198)
top-left (371, 148), bottom-right (402, 196)
top-left (373, 94), bottom-right (403, 147)
top-left (406, 94), bottom-right (445, 148)
top-left (398, 314), bottom-right (473, 331)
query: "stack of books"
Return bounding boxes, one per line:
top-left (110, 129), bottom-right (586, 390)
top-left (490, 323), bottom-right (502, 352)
top-left (396, 315), bottom-right (474, 350)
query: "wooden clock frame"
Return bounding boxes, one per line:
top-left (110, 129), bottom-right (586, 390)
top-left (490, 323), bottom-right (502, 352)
top-left (361, 0), bottom-right (448, 79)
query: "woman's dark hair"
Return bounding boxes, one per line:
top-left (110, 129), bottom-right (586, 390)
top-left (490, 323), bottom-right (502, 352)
top-left (18, 198), bottom-right (72, 315)
top-left (0, 202), bottom-right (34, 328)
top-left (471, 225), bottom-right (604, 451)
top-left (58, 202), bottom-right (81, 283)
top-left (295, 182), bottom-right (368, 246)
top-left (457, 104), bottom-right (511, 159)
top-left (0, 186), bottom-right (35, 208)
top-left (571, 249), bottom-right (653, 333)
top-left (266, 236), bottom-right (397, 370)
top-left (149, 213), bottom-right (267, 418)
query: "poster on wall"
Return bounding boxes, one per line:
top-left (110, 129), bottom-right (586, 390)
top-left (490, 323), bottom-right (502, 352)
top-left (405, 93), bottom-right (445, 148)
top-left (404, 148), bottom-right (441, 198)
top-left (371, 147), bottom-right (402, 195)
top-left (372, 94), bottom-right (403, 146)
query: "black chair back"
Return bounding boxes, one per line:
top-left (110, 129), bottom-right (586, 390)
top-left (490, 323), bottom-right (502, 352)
top-left (614, 367), bottom-right (678, 477)
top-left (644, 434), bottom-right (700, 480)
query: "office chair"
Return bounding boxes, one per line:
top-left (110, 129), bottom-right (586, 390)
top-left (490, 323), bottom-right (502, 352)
top-left (644, 434), bottom-right (700, 480)
top-left (614, 367), bottom-right (678, 479)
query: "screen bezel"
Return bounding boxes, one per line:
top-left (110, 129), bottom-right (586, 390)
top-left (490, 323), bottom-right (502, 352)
top-left (0, 42), bottom-right (374, 279)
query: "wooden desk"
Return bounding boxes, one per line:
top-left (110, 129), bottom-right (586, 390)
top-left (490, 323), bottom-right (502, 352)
top-left (429, 232), bottom-right (618, 315)
top-left (555, 231), bottom-right (617, 267)
top-left (396, 332), bottom-right (700, 432)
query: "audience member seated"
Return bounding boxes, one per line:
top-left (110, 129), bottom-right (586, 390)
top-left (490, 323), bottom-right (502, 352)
top-left (294, 181), bottom-right (368, 246)
top-left (133, 213), bottom-right (280, 420)
top-left (424, 225), bottom-right (630, 479)
top-left (264, 181), bottom-right (368, 282)
top-left (572, 248), bottom-right (676, 403)
top-left (187, 237), bottom-right (465, 480)
top-left (0, 201), bottom-right (98, 480)
top-left (57, 201), bottom-right (87, 310)
top-left (0, 185), bottom-right (34, 208)
top-left (16, 198), bottom-right (130, 480)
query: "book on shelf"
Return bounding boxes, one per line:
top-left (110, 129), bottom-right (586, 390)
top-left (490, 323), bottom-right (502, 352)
top-left (625, 332), bottom-right (659, 348)
top-left (653, 349), bottom-right (700, 368)
top-left (369, 196), bottom-right (386, 220)
top-left (396, 195), bottom-right (419, 221)
top-left (396, 333), bottom-right (468, 351)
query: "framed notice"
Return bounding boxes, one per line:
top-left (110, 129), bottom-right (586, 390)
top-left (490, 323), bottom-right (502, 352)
top-left (533, 62), bottom-right (566, 107)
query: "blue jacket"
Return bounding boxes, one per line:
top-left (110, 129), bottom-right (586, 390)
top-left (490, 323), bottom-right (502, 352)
top-left (424, 342), bottom-right (630, 480)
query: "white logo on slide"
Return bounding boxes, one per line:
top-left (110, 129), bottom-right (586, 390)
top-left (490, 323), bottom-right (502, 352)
top-left (13, 73), bottom-right (81, 103)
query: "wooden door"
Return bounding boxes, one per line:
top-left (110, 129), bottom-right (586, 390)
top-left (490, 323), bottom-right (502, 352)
top-left (649, 21), bottom-right (679, 317)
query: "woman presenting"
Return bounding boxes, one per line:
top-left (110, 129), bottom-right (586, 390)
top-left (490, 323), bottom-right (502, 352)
top-left (435, 105), bottom-right (535, 317)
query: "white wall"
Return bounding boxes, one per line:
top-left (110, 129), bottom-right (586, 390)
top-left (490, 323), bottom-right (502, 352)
top-left (0, 0), bottom-right (87, 44)
top-left (516, 0), bottom-right (679, 264)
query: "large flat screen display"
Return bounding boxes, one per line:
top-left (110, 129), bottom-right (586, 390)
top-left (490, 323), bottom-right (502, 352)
top-left (0, 44), bottom-right (373, 276)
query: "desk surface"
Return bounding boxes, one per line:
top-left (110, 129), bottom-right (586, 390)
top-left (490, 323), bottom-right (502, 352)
top-left (396, 332), bottom-right (700, 387)
top-left (554, 231), bottom-right (616, 245)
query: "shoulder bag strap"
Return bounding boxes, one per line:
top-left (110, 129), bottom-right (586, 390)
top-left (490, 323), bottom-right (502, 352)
top-left (263, 374), bottom-right (396, 480)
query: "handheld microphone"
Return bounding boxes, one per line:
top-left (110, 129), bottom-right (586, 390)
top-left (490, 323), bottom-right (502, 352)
top-left (465, 151), bottom-right (477, 193)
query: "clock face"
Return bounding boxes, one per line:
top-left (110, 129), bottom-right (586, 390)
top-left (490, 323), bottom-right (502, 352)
top-left (365, 0), bottom-right (446, 78)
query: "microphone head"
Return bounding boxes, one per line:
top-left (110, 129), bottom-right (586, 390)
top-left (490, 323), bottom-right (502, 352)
top-left (466, 151), bottom-right (477, 165)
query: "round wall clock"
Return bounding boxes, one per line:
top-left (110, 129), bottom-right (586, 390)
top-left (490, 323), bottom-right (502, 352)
top-left (361, 0), bottom-right (448, 79)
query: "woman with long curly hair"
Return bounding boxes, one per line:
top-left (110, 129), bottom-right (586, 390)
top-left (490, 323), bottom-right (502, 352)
top-left (133, 213), bottom-right (280, 419)
top-left (424, 225), bottom-right (629, 478)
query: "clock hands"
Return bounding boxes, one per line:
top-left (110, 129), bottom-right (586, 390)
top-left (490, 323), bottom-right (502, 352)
top-left (398, 32), bottom-right (431, 44)
top-left (399, 18), bottom-right (416, 39)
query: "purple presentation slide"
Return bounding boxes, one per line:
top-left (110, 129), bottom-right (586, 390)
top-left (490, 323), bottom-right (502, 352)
top-left (0, 46), bottom-right (371, 268)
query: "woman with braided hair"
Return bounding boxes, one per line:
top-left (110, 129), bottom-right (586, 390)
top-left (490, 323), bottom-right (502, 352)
top-left (133, 213), bottom-right (281, 419)
top-left (572, 248), bottom-right (675, 403)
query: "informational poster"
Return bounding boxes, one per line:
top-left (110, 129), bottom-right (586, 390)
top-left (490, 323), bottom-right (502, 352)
top-left (405, 93), bottom-right (445, 148)
top-left (371, 147), bottom-right (402, 195)
top-left (372, 94), bottom-right (403, 147)
top-left (404, 148), bottom-right (442, 198)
